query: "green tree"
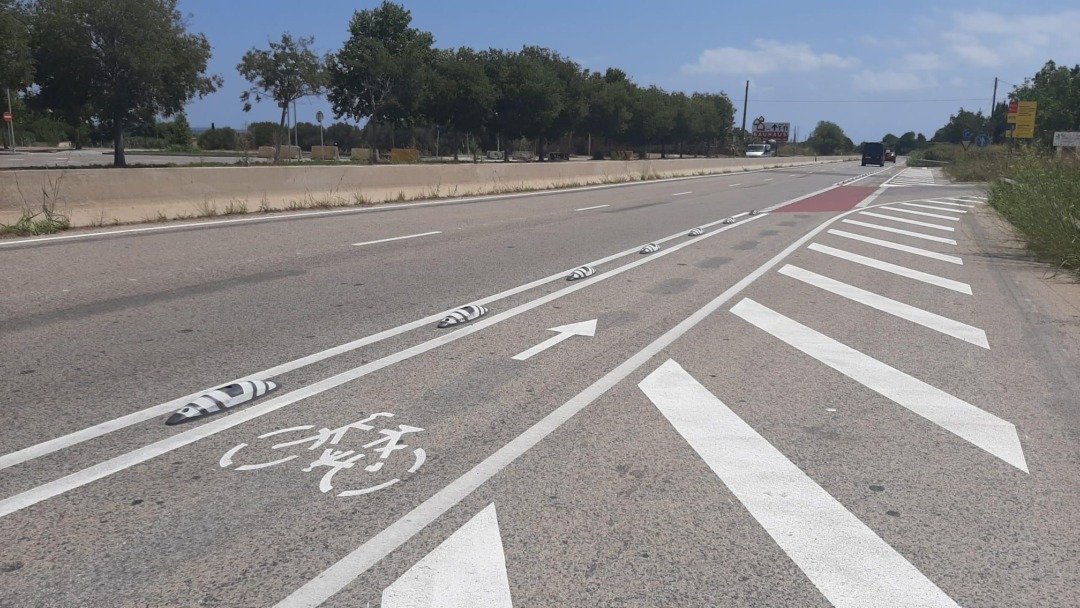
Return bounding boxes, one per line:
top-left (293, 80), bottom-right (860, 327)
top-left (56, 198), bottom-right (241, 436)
top-left (582, 68), bottom-right (634, 154)
top-left (328, 1), bottom-right (435, 147)
top-left (237, 33), bottom-right (326, 161)
top-left (197, 126), bottom-right (237, 150)
top-left (246, 121), bottom-right (280, 147)
top-left (628, 86), bottom-right (676, 156)
top-left (30, 0), bottom-right (219, 166)
top-left (1011, 60), bottom-right (1080, 145)
top-left (805, 120), bottom-right (851, 155)
top-left (931, 108), bottom-right (988, 144)
top-left (422, 47), bottom-right (496, 159)
top-left (156, 111), bottom-right (193, 147)
top-left (482, 47), bottom-right (566, 160)
top-left (0, 0), bottom-right (33, 91)
top-left (882, 133), bottom-right (899, 150)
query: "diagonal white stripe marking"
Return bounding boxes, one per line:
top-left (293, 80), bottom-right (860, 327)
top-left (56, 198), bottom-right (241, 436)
top-left (899, 202), bottom-right (968, 213)
top-left (827, 230), bottom-right (962, 264)
top-left (860, 211), bottom-right (955, 232)
top-left (841, 220), bottom-right (957, 245)
top-left (352, 231), bottom-right (442, 247)
top-left (879, 207), bottom-right (960, 221)
top-left (779, 265), bottom-right (988, 347)
top-left (730, 299), bottom-right (1027, 471)
top-left (945, 197), bottom-right (984, 204)
top-left (808, 243), bottom-right (971, 294)
top-left (639, 360), bottom-right (963, 608)
top-left (671, 192), bottom-right (692, 197)
top-left (919, 200), bottom-right (974, 208)
top-left (574, 204), bottom-right (610, 211)
top-left (382, 503), bottom-right (513, 608)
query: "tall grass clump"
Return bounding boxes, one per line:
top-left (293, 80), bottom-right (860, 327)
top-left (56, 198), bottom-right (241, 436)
top-left (990, 150), bottom-right (1080, 273)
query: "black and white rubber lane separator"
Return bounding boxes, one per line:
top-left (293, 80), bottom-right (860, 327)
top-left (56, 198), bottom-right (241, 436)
top-left (165, 380), bottom-right (278, 426)
top-left (722, 217), bottom-right (736, 224)
top-left (438, 305), bottom-right (489, 328)
top-left (566, 265), bottom-right (596, 281)
top-left (640, 243), bottom-right (660, 254)
top-left (688, 228), bottom-right (704, 237)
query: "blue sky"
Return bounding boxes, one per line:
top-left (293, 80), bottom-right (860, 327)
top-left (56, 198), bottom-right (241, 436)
top-left (179, 0), bottom-right (1080, 143)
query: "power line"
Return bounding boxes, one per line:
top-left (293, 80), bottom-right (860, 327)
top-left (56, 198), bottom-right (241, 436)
top-left (750, 98), bottom-right (987, 103)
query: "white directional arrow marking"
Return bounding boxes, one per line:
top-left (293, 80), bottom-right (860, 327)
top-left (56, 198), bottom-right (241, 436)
top-left (382, 503), bottom-right (513, 608)
top-left (511, 319), bottom-right (597, 361)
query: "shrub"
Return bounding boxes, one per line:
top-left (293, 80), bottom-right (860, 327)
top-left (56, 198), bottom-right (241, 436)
top-left (198, 127), bottom-right (239, 150)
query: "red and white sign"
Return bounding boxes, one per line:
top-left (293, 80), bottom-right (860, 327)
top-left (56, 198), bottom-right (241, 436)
top-left (752, 116), bottom-right (790, 142)
top-left (2, 112), bottom-right (11, 123)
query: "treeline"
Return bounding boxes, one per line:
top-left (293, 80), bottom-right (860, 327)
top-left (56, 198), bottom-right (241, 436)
top-left (0, 0), bottom-right (741, 166)
top-left (929, 61), bottom-right (1080, 147)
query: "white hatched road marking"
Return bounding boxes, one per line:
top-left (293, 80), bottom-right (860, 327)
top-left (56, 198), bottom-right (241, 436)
top-left (859, 211), bottom-right (955, 232)
top-left (841, 220), bottom-right (957, 245)
top-left (899, 202), bottom-right (969, 213)
top-left (352, 232), bottom-right (442, 247)
top-left (878, 207), bottom-right (960, 221)
top-left (921, 200), bottom-right (975, 208)
top-left (807, 243), bottom-right (972, 294)
top-left (381, 503), bottom-right (513, 608)
top-left (779, 265), bottom-right (988, 348)
top-left (826, 230), bottom-right (963, 264)
top-left (944, 197), bottom-right (984, 204)
top-left (730, 299), bottom-right (1027, 471)
top-left (639, 360), bottom-right (962, 608)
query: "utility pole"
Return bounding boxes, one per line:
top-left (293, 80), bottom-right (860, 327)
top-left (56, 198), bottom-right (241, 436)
top-left (990, 77), bottom-right (999, 143)
top-left (740, 80), bottom-right (749, 137)
top-left (5, 88), bottom-right (15, 153)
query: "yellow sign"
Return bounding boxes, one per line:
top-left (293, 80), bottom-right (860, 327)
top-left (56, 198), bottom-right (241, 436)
top-left (1006, 101), bottom-right (1037, 139)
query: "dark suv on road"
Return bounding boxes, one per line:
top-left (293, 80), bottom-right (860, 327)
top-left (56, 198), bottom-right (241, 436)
top-left (862, 142), bottom-right (885, 167)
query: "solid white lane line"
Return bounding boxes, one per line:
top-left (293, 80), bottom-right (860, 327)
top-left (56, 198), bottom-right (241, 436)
top-left (574, 204), bottom-right (610, 211)
top-left (381, 503), bottom-right (513, 608)
top-left (807, 243), bottom-right (972, 294)
top-left (763, 178), bottom-right (774, 181)
top-left (639, 360), bottom-right (962, 608)
top-left (731, 299), bottom-right (1027, 471)
top-left (899, 202), bottom-right (968, 213)
top-left (878, 207), bottom-right (959, 221)
top-left (729, 183), bottom-right (741, 187)
top-left (671, 192), bottom-right (692, 197)
top-left (919, 200), bottom-right (974, 208)
top-left (0, 215), bottom-right (768, 518)
top-left (272, 193), bottom-right (873, 608)
top-left (0, 211), bottom-right (747, 472)
top-left (841, 220), bottom-right (957, 245)
top-left (827, 230), bottom-right (962, 264)
top-left (859, 211), bottom-right (955, 232)
top-left (779, 265), bottom-right (988, 347)
top-left (351, 231), bottom-right (442, 247)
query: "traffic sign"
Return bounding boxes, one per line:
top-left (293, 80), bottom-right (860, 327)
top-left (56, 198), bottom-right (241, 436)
top-left (752, 120), bottom-right (790, 142)
top-left (316, 110), bottom-right (324, 124)
top-left (2, 112), bottom-right (11, 123)
top-left (1006, 101), bottom-right (1037, 139)
top-left (962, 130), bottom-right (972, 141)
top-left (975, 134), bottom-right (990, 148)
top-left (1052, 132), bottom-right (1080, 148)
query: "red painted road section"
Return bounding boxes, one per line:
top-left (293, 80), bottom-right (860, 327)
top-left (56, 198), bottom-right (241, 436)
top-left (776, 186), bottom-right (877, 213)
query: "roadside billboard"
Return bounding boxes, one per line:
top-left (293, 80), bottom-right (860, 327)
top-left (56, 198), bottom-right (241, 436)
top-left (752, 116), bottom-right (790, 142)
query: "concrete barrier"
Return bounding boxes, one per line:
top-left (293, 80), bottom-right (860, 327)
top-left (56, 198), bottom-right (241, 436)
top-left (350, 148), bottom-right (374, 161)
top-left (0, 155), bottom-right (857, 227)
top-left (310, 146), bottom-right (340, 161)
top-left (256, 145), bottom-right (301, 159)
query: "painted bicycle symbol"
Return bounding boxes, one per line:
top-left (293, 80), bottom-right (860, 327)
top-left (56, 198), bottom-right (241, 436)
top-left (219, 412), bottom-right (426, 497)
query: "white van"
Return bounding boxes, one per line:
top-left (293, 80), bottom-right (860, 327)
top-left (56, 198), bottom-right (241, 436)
top-left (745, 143), bottom-right (772, 157)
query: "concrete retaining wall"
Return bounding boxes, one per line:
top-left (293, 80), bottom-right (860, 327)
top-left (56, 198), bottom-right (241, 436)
top-left (1, 156), bottom-right (855, 227)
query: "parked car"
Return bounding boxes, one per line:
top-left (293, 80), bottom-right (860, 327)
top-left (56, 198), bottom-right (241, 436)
top-left (885, 150), bottom-right (897, 163)
top-left (862, 142), bottom-right (886, 167)
top-left (745, 143), bottom-right (772, 157)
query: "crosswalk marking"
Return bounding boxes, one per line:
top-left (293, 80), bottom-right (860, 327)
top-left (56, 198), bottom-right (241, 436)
top-left (730, 299), bottom-right (1028, 471)
top-left (841, 220), bottom-right (957, 245)
top-left (879, 206), bottom-right (960, 221)
top-left (859, 211), bottom-right (955, 232)
top-left (808, 243), bottom-right (972, 294)
top-left (826, 230), bottom-right (963, 264)
top-left (639, 359), bottom-right (964, 608)
top-left (925, 200), bottom-right (975, 208)
top-left (883, 168), bottom-right (937, 187)
top-left (382, 503), bottom-right (514, 608)
top-left (899, 202), bottom-right (969, 213)
top-left (779, 265), bottom-right (988, 347)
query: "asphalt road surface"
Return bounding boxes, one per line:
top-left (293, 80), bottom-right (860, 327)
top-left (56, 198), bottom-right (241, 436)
top-left (1, 163), bottom-right (1077, 607)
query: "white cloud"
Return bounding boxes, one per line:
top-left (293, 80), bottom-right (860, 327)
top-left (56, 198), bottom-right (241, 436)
top-left (944, 9), bottom-right (1080, 68)
top-left (683, 39), bottom-right (860, 75)
top-left (901, 53), bottom-right (946, 71)
top-left (852, 69), bottom-right (939, 91)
